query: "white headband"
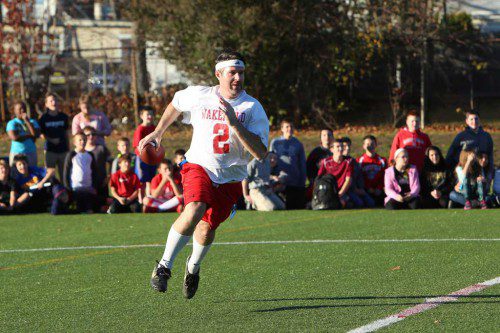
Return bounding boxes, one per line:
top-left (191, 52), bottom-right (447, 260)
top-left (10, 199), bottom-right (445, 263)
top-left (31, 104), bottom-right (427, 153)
top-left (215, 59), bottom-right (245, 71)
top-left (394, 148), bottom-right (406, 159)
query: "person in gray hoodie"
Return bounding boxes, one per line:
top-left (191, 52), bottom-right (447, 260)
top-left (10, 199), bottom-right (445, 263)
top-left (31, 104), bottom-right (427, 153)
top-left (446, 110), bottom-right (494, 179)
top-left (270, 119), bottom-right (306, 209)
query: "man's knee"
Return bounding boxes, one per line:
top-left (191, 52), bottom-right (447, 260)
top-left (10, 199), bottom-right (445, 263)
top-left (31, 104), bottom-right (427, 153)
top-left (195, 221), bottom-right (215, 244)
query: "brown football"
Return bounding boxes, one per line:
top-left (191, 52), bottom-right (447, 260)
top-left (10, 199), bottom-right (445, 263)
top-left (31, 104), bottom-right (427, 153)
top-left (140, 141), bottom-right (165, 165)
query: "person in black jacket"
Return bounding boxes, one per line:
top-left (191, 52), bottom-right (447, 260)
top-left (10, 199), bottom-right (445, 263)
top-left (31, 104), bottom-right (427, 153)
top-left (63, 133), bottom-right (98, 213)
top-left (420, 146), bottom-right (452, 208)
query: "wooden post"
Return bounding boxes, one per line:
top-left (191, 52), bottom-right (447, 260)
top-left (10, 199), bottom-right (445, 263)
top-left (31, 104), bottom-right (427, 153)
top-left (65, 59), bottom-right (70, 102)
top-left (131, 50), bottom-right (139, 126)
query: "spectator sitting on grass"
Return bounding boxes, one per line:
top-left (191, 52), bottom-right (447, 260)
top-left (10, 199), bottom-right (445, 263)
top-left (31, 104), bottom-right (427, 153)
top-left (478, 152), bottom-right (494, 207)
top-left (420, 146), bottom-right (452, 209)
top-left (242, 152), bottom-right (286, 211)
top-left (111, 137), bottom-right (136, 174)
top-left (0, 159), bottom-right (19, 214)
top-left (389, 110), bottom-right (432, 172)
top-left (270, 119), bottom-right (307, 209)
top-left (269, 150), bottom-right (287, 195)
top-left (39, 92), bottom-right (70, 180)
top-left (84, 126), bottom-right (110, 211)
top-left (384, 148), bottom-right (420, 210)
top-left (341, 136), bottom-right (375, 208)
top-left (357, 135), bottom-right (387, 206)
top-left (449, 149), bottom-right (487, 210)
top-left (72, 94), bottom-right (112, 147)
top-left (446, 110), bottom-right (494, 181)
top-left (6, 101), bottom-right (40, 167)
top-left (13, 154), bottom-right (54, 213)
top-left (63, 133), bottom-right (97, 214)
top-left (317, 139), bottom-right (354, 209)
top-left (143, 159), bottom-right (183, 213)
top-left (109, 154), bottom-right (142, 214)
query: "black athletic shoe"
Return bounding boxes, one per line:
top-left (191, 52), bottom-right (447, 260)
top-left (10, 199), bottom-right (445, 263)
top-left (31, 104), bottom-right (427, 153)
top-left (150, 261), bottom-right (171, 293)
top-left (183, 256), bottom-right (200, 299)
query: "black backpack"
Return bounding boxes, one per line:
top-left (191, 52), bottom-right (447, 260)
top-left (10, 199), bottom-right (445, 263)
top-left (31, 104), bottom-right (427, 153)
top-left (311, 174), bottom-right (340, 210)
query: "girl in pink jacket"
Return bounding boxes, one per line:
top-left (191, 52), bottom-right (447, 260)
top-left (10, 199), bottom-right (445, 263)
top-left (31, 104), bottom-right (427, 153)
top-left (384, 148), bottom-right (421, 210)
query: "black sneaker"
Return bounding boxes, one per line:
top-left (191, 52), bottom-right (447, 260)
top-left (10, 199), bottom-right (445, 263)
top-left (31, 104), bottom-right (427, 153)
top-left (183, 256), bottom-right (200, 299)
top-left (150, 261), bottom-right (171, 293)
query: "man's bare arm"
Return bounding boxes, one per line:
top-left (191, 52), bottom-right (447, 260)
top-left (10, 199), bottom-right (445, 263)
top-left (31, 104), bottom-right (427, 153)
top-left (219, 97), bottom-right (267, 160)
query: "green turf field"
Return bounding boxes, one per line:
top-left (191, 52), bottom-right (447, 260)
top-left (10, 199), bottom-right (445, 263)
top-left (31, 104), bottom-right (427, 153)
top-left (1, 210), bottom-right (499, 332)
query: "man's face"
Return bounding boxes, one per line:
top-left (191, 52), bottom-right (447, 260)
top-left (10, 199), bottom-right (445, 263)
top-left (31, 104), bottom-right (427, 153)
top-left (141, 111), bottom-right (154, 125)
top-left (45, 96), bottom-right (57, 111)
top-left (74, 135), bottom-right (86, 150)
top-left (406, 115), bottom-right (420, 132)
top-left (217, 66), bottom-right (244, 97)
top-left (320, 130), bottom-right (333, 148)
top-left (342, 142), bottom-right (351, 156)
top-left (281, 122), bottom-right (293, 139)
top-left (331, 142), bottom-right (343, 157)
top-left (15, 161), bottom-right (28, 175)
top-left (363, 138), bottom-right (376, 153)
top-left (466, 114), bottom-right (480, 130)
top-left (117, 141), bottom-right (129, 154)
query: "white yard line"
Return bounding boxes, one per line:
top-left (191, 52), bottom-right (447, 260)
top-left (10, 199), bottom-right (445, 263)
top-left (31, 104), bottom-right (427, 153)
top-left (0, 238), bottom-right (499, 254)
top-left (348, 276), bottom-right (500, 333)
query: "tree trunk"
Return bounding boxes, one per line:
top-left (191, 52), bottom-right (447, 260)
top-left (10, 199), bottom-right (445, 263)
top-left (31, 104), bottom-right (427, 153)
top-left (389, 54), bottom-right (404, 127)
top-left (420, 38), bottom-right (427, 129)
top-left (133, 23), bottom-right (149, 95)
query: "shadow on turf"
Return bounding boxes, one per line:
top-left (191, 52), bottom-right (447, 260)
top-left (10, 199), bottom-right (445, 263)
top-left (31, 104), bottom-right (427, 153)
top-left (227, 295), bottom-right (500, 313)
top-left (252, 299), bottom-right (500, 313)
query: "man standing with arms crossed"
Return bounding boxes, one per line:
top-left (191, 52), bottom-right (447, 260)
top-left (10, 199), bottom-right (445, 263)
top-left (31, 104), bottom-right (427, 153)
top-left (139, 50), bottom-right (269, 299)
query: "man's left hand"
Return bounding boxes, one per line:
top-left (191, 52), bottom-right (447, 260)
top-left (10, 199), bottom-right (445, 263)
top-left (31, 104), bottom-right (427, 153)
top-left (219, 97), bottom-right (238, 127)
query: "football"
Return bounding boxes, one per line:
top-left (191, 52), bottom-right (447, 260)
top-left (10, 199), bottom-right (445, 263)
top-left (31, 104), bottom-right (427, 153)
top-left (140, 141), bottom-right (165, 165)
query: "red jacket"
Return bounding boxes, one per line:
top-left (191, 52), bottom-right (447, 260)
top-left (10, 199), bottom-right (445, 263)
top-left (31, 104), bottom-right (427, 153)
top-left (389, 128), bottom-right (431, 172)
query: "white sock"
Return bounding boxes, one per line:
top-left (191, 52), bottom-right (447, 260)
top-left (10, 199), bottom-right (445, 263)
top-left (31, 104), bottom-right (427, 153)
top-left (158, 197), bottom-right (181, 212)
top-left (159, 227), bottom-right (191, 269)
top-left (188, 238), bottom-right (211, 274)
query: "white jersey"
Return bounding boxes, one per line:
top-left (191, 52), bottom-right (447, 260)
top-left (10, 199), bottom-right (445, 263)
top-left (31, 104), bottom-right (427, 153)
top-left (172, 85), bottom-right (269, 183)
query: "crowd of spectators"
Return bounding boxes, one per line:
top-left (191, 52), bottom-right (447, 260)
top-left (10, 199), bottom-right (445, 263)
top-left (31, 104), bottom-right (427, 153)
top-left (1, 93), bottom-right (498, 215)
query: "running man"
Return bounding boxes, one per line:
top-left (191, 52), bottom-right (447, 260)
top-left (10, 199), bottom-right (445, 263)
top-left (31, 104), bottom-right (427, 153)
top-left (139, 50), bottom-right (269, 298)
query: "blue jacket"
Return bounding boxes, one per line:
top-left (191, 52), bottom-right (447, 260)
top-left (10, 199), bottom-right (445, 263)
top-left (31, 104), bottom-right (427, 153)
top-left (446, 126), bottom-right (494, 178)
top-left (270, 136), bottom-right (306, 187)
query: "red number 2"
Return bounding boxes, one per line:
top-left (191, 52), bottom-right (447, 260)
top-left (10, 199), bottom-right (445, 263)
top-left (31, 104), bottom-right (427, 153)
top-left (213, 123), bottom-right (230, 154)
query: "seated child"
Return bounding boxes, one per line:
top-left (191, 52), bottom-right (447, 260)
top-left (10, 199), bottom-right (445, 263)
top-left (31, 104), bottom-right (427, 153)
top-left (143, 159), bottom-right (183, 213)
top-left (109, 154), bottom-right (142, 213)
top-left (0, 159), bottom-right (18, 214)
top-left (450, 149), bottom-right (487, 210)
top-left (12, 154), bottom-right (54, 213)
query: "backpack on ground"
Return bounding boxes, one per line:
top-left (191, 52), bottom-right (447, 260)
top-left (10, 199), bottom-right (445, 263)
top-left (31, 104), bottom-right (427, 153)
top-left (311, 174), bottom-right (340, 210)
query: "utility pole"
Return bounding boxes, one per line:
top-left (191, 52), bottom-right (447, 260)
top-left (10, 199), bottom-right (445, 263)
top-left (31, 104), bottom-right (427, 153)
top-left (131, 49), bottom-right (139, 126)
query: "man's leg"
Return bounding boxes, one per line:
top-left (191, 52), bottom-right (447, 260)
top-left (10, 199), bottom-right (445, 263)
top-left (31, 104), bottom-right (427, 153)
top-left (183, 221), bottom-right (214, 299)
top-left (158, 201), bottom-right (207, 269)
top-left (151, 201), bottom-right (206, 293)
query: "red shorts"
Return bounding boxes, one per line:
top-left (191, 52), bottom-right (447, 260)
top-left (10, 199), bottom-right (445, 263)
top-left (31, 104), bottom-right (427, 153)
top-left (181, 162), bottom-right (242, 230)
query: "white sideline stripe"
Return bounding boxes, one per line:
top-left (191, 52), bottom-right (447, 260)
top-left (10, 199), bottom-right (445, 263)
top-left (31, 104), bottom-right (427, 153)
top-left (348, 276), bottom-right (500, 333)
top-left (0, 238), bottom-right (499, 254)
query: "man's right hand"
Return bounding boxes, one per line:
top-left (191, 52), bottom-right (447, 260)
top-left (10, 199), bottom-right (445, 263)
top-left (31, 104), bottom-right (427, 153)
top-left (138, 131), bottom-right (161, 152)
